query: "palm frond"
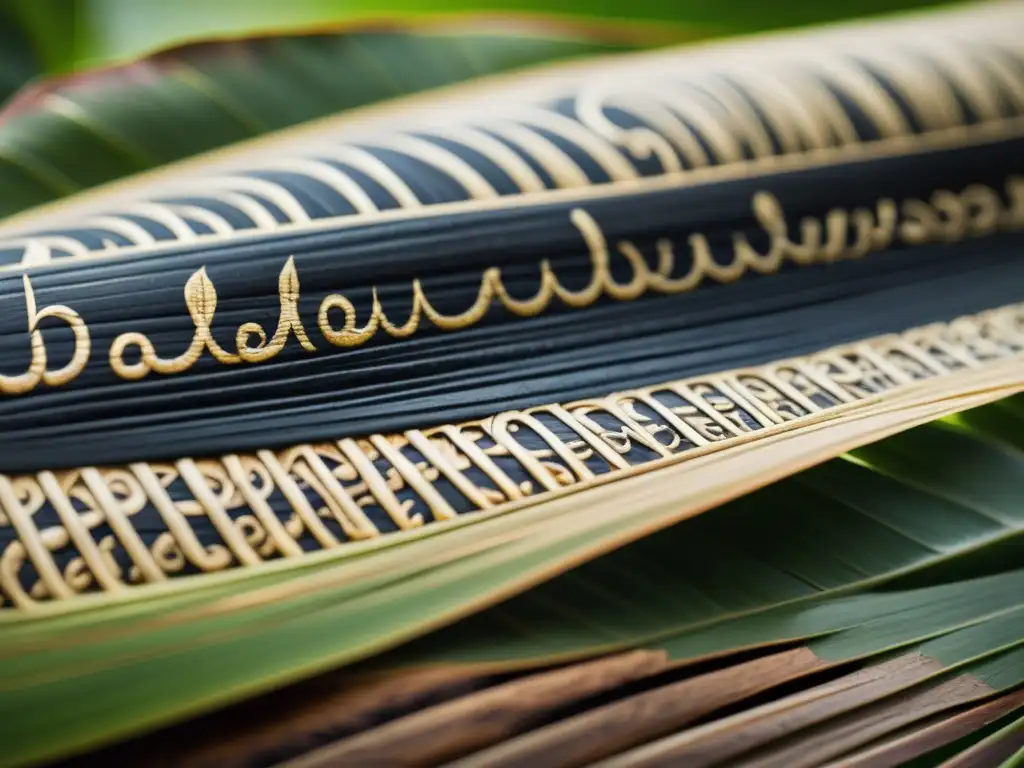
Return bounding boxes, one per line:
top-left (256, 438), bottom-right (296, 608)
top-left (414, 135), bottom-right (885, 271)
top-left (0, 15), bottom-right (668, 219)
top-left (1, 399), bottom-right (1022, 766)
top-left (0, 3), bottom-right (1021, 766)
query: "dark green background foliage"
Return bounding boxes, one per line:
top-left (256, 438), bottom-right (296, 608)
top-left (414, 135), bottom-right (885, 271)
top-left (0, 0), bottom-right (960, 217)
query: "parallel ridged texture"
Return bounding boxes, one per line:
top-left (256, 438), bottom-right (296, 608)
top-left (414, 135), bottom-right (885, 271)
top-left (1, 7), bottom-right (1024, 768)
top-left (0, 20), bottom-right (654, 219)
top-left (1, 304), bottom-right (1021, 607)
top-left (0, 2), bottom-right (1022, 608)
top-left (1, 2), bottom-right (1022, 262)
top-left (35, 413), bottom-right (1024, 767)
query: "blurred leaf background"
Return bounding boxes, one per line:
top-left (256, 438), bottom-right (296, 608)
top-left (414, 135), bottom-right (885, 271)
top-left (0, 0), bottom-right (965, 220)
top-left (1, 0), bottom-right (959, 100)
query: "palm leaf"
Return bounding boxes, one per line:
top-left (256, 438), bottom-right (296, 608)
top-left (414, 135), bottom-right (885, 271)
top-left (1, 395), bottom-right (1022, 766)
top-left (0, 16), bottom-right (670, 219)
top-left (915, 709), bottom-right (1024, 767)
top-left (12, 409), bottom-right (1020, 767)
top-left (1, 0), bottom-right (955, 89)
top-left (0, 3), bottom-right (1022, 766)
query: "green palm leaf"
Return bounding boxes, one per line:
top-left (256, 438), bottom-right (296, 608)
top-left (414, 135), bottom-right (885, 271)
top-left (0, 3), bottom-right (1022, 766)
top-left (0, 17), bottom-right (668, 219)
top-left (1, 395), bottom-right (1022, 767)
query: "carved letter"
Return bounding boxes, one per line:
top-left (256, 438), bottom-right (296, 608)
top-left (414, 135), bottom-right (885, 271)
top-left (0, 275), bottom-right (90, 395)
